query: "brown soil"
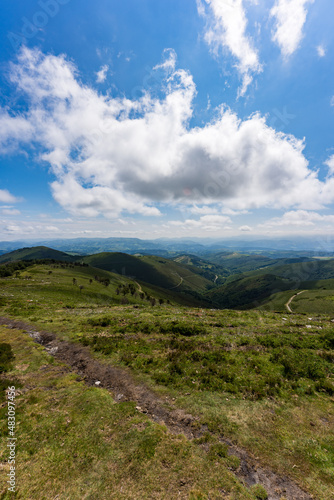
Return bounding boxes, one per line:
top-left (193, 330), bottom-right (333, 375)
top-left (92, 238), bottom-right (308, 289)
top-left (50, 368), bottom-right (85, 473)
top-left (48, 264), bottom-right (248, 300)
top-left (0, 316), bottom-right (314, 500)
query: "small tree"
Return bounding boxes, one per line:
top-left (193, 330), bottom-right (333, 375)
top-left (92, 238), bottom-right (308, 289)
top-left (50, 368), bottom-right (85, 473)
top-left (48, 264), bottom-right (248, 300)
top-left (79, 285), bottom-right (84, 293)
top-left (72, 278), bottom-right (77, 285)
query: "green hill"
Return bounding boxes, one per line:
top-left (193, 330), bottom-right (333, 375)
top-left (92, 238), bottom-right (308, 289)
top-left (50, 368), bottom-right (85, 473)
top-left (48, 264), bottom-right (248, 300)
top-left (0, 246), bottom-right (77, 263)
top-left (206, 273), bottom-right (294, 309)
top-left (81, 252), bottom-right (215, 293)
top-left (173, 254), bottom-right (229, 284)
top-left (204, 251), bottom-right (313, 274)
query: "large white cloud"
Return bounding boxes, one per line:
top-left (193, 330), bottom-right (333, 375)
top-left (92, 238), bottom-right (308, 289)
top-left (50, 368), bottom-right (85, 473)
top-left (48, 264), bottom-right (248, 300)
top-left (2, 47), bottom-right (334, 220)
top-left (197, 0), bottom-right (262, 96)
top-left (270, 0), bottom-right (314, 58)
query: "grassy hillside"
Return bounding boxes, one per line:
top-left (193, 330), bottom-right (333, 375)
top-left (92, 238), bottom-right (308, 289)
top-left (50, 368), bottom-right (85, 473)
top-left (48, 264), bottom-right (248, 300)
top-left (245, 258), bottom-right (334, 285)
top-left (204, 251), bottom-right (314, 275)
top-left (206, 274), bottom-right (294, 309)
top-left (173, 254), bottom-right (229, 284)
top-left (0, 263), bottom-right (333, 499)
top-left (0, 325), bottom-right (252, 499)
top-left (81, 252), bottom-right (215, 293)
top-left (0, 246), bottom-right (76, 264)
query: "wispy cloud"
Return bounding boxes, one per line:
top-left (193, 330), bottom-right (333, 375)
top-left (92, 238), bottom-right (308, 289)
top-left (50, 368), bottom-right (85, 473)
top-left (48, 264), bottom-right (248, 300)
top-left (1, 208), bottom-right (21, 215)
top-left (0, 189), bottom-right (21, 204)
top-left (316, 44), bottom-right (326, 58)
top-left (197, 0), bottom-right (262, 97)
top-left (271, 0), bottom-right (314, 58)
top-left (96, 64), bottom-right (109, 83)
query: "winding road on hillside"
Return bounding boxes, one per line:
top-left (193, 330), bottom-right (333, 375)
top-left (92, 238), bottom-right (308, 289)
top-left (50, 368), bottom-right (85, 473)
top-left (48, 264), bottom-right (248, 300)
top-left (285, 290), bottom-right (306, 313)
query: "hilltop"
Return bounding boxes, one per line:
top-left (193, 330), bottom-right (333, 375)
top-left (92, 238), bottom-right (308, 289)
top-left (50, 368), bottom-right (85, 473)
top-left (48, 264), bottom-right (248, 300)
top-left (0, 246), bottom-right (77, 263)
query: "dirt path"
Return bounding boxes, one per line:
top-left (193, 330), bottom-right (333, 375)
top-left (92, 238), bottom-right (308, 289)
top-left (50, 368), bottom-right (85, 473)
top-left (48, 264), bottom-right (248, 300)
top-left (285, 290), bottom-right (306, 313)
top-left (0, 316), bottom-right (314, 500)
top-left (134, 280), bottom-right (143, 294)
top-left (169, 273), bottom-right (184, 289)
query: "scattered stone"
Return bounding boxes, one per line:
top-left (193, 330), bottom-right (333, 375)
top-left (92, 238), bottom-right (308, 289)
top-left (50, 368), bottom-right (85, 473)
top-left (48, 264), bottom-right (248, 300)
top-left (95, 381), bottom-right (101, 386)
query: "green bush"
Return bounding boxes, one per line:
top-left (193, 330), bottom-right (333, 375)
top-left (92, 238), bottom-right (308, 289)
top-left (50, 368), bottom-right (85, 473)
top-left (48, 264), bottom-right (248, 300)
top-left (0, 343), bottom-right (15, 373)
top-left (250, 484), bottom-right (268, 499)
top-left (208, 443), bottom-right (228, 460)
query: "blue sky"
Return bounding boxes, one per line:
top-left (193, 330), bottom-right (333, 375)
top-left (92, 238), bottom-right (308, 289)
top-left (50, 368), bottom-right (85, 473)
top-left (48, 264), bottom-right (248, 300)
top-left (0, 0), bottom-right (334, 243)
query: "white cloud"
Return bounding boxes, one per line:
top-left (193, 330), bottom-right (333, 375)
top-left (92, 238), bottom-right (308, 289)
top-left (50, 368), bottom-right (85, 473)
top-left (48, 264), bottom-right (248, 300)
top-left (262, 210), bottom-right (334, 227)
top-left (197, 0), bottom-right (262, 96)
top-left (316, 45), bottom-right (326, 58)
top-left (188, 205), bottom-right (219, 215)
top-left (2, 47), bottom-right (334, 222)
top-left (271, 0), bottom-right (314, 58)
top-left (170, 214), bottom-right (232, 232)
top-left (0, 189), bottom-right (20, 204)
top-left (239, 225), bottom-right (252, 231)
top-left (96, 65), bottom-right (109, 83)
top-left (325, 155), bottom-right (334, 176)
top-left (1, 209), bottom-right (21, 215)
top-left (0, 111), bottom-right (34, 154)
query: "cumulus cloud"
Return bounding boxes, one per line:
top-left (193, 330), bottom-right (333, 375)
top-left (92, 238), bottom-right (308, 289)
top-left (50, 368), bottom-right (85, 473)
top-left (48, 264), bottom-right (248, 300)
top-left (197, 0), bottom-right (262, 96)
top-left (2, 47), bottom-right (334, 221)
top-left (96, 64), bottom-right (109, 83)
top-left (271, 0), bottom-right (314, 58)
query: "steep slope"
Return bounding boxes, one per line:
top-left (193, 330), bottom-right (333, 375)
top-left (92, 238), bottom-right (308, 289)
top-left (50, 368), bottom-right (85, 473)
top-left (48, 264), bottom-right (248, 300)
top-left (206, 273), bottom-right (294, 309)
top-left (81, 252), bottom-right (215, 292)
top-left (0, 246), bottom-right (77, 263)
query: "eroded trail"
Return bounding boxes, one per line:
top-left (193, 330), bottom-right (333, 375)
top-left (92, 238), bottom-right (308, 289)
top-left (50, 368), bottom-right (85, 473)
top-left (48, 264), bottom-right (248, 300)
top-left (1, 316), bottom-right (314, 500)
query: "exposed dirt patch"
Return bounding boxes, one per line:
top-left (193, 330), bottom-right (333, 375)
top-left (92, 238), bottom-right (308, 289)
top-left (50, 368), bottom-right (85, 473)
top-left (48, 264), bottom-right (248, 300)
top-left (0, 316), bottom-right (314, 500)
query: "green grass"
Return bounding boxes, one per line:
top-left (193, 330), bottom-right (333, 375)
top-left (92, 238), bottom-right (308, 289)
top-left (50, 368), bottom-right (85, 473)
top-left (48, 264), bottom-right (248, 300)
top-left (0, 327), bottom-right (253, 499)
top-left (82, 252), bottom-right (215, 293)
top-left (0, 263), bottom-right (333, 498)
top-left (0, 246), bottom-right (77, 263)
top-left (206, 273), bottom-right (294, 309)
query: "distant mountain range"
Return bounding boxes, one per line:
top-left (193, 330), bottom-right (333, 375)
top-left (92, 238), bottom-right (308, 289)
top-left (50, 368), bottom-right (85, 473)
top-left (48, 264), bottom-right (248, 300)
top-left (1, 236), bottom-right (334, 257)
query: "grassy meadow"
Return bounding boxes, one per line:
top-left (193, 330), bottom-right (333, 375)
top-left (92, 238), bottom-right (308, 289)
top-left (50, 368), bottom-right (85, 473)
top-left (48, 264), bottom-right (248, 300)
top-left (0, 262), bottom-right (333, 499)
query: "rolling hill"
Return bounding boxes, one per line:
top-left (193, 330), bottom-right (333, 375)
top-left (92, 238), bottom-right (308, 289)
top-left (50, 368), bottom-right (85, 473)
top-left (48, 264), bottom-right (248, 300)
top-left (206, 273), bottom-right (295, 309)
top-left (203, 250), bottom-right (314, 274)
top-left (0, 246), bottom-right (77, 263)
top-left (81, 252), bottom-right (215, 293)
